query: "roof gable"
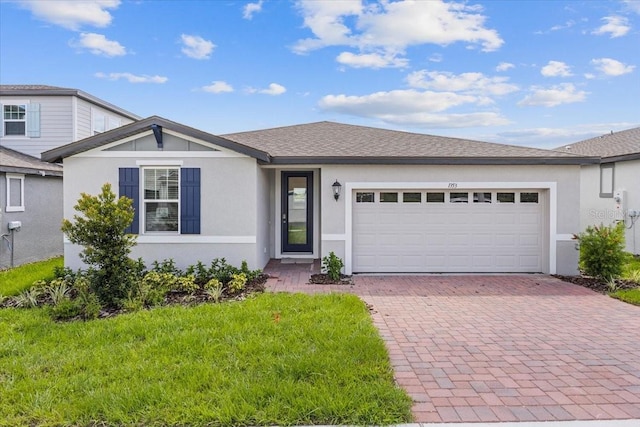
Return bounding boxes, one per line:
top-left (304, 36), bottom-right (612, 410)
top-left (41, 116), bottom-right (270, 163)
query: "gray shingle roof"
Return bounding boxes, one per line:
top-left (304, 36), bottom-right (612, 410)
top-left (0, 84), bottom-right (140, 121)
top-left (223, 121), bottom-right (592, 164)
top-left (555, 127), bottom-right (640, 160)
top-left (0, 146), bottom-right (63, 176)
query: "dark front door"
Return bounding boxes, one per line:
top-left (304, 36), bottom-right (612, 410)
top-left (282, 171), bottom-right (313, 253)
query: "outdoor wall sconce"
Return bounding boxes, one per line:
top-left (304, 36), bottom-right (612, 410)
top-left (332, 180), bottom-right (342, 201)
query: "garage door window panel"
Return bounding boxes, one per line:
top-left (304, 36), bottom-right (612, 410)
top-left (426, 192), bottom-right (445, 203)
top-left (520, 192), bottom-right (539, 203)
top-left (403, 192), bottom-right (421, 203)
top-left (356, 192), bottom-right (375, 203)
top-left (497, 192), bottom-right (515, 203)
top-left (449, 192), bottom-right (468, 203)
top-left (380, 192), bottom-right (398, 203)
top-left (474, 192), bottom-right (492, 203)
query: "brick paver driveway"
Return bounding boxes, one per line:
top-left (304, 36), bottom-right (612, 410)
top-left (265, 265), bottom-right (640, 423)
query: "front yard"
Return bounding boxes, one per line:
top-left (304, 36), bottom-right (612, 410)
top-left (0, 292), bottom-right (412, 426)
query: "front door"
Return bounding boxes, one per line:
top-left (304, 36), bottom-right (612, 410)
top-left (281, 171), bottom-right (313, 253)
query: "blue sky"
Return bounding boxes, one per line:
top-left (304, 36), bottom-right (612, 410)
top-left (1, 0), bottom-right (638, 148)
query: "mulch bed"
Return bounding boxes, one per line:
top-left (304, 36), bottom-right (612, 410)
top-left (308, 273), bottom-right (354, 285)
top-left (553, 274), bottom-right (637, 294)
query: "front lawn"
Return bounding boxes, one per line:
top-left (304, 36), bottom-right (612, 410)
top-left (0, 292), bottom-right (412, 426)
top-left (0, 256), bottom-right (63, 296)
top-left (611, 288), bottom-right (640, 306)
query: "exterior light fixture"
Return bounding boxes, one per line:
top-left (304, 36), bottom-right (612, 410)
top-left (332, 179), bottom-right (342, 201)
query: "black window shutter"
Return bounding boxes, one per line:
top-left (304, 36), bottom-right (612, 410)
top-left (119, 168), bottom-right (140, 234)
top-left (181, 168), bottom-right (201, 234)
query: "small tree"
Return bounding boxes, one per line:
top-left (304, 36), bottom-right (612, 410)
top-left (574, 222), bottom-right (626, 281)
top-left (61, 183), bottom-right (137, 308)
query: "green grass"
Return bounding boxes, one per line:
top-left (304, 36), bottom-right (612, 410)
top-left (622, 254), bottom-right (640, 282)
top-left (0, 293), bottom-right (412, 426)
top-left (611, 288), bottom-right (640, 306)
top-left (0, 256), bottom-right (63, 296)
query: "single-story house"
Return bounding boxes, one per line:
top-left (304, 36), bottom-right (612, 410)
top-left (42, 117), bottom-right (598, 275)
top-left (1, 146), bottom-right (63, 268)
top-left (557, 127), bottom-right (640, 254)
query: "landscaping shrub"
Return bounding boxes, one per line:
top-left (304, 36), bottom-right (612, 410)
top-left (574, 222), bottom-right (626, 280)
top-left (322, 251), bottom-right (344, 281)
top-left (61, 183), bottom-right (137, 308)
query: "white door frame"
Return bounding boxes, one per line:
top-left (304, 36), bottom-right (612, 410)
top-left (344, 181), bottom-right (558, 274)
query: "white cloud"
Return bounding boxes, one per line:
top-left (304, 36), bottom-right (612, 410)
top-left (336, 51), bottom-right (408, 69)
top-left (592, 16), bottom-right (630, 38)
top-left (180, 34), bottom-right (215, 59)
top-left (495, 122), bottom-right (638, 148)
top-left (584, 73), bottom-right (596, 80)
top-left (496, 62), bottom-right (514, 72)
top-left (202, 81), bottom-right (234, 93)
top-left (95, 72), bottom-right (168, 84)
top-left (17, 0), bottom-right (120, 30)
top-left (540, 60), bottom-right (573, 77)
top-left (623, 0), bottom-right (640, 14)
top-left (428, 53), bottom-right (443, 63)
top-left (517, 83), bottom-right (587, 107)
top-left (319, 90), bottom-right (508, 127)
top-left (407, 70), bottom-right (518, 96)
top-left (243, 0), bottom-right (263, 19)
top-left (72, 32), bottom-right (126, 56)
top-left (246, 83), bottom-right (287, 95)
top-left (591, 58), bottom-right (635, 76)
top-left (293, 0), bottom-right (503, 69)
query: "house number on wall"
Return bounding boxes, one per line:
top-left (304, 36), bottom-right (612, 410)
top-left (448, 182), bottom-right (458, 188)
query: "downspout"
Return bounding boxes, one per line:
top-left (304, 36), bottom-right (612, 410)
top-left (1, 232), bottom-right (13, 268)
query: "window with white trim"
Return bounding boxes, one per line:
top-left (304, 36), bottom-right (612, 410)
top-left (143, 167), bottom-right (179, 232)
top-left (3, 104), bottom-right (27, 136)
top-left (600, 163), bottom-right (614, 198)
top-left (5, 173), bottom-right (25, 212)
top-left (92, 108), bottom-right (122, 135)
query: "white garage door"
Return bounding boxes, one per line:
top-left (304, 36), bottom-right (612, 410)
top-left (353, 189), bottom-right (546, 273)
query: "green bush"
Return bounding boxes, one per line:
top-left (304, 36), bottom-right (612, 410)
top-left (322, 251), bottom-right (344, 282)
top-left (174, 275), bottom-right (198, 293)
top-left (575, 223), bottom-right (626, 280)
top-left (61, 183), bottom-right (137, 308)
top-left (228, 273), bottom-right (247, 294)
top-left (51, 298), bottom-right (81, 320)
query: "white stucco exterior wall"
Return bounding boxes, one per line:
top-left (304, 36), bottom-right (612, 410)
top-left (62, 153), bottom-right (264, 271)
top-left (580, 160), bottom-right (640, 254)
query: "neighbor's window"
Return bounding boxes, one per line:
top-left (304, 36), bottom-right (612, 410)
top-left (449, 192), bottom-right (468, 203)
top-left (92, 108), bottom-right (122, 135)
top-left (3, 104), bottom-right (26, 136)
top-left (380, 192), bottom-right (398, 203)
top-left (426, 192), bottom-right (445, 203)
top-left (5, 173), bottom-right (25, 212)
top-left (474, 192), bottom-right (492, 203)
top-left (600, 163), bottom-right (614, 198)
top-left (356, 192), bottom-right (374, 203)
top-left (497, 192), bottom-right (515, 203)
top-left (143, 168), bottom-right (179, 232)
top-left (520, 192), bottom-right (539, 203)
top-left (403, 192), bottom-right (421, 203)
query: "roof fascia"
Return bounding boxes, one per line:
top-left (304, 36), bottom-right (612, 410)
top-left (268, 156), bottom-right (600, 166)
top-left (601, 152), bottom-right (640, 163)
top-left (0, 88), bottom-right (140, 120)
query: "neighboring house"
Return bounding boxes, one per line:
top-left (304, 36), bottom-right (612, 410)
top-left (557, 127), bottom-right (640, 255)
top-left (43, 117), bottom-right (598, 276)
top-left (0, 147), bottom-right (63, 268)
top-left (0, 84), bottom-right (139, 268)
top-left (0, 85), bottom-right (139, 159)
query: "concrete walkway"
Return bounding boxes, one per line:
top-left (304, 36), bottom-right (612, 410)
top-left (264, 261), bottom-right (640, 424)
